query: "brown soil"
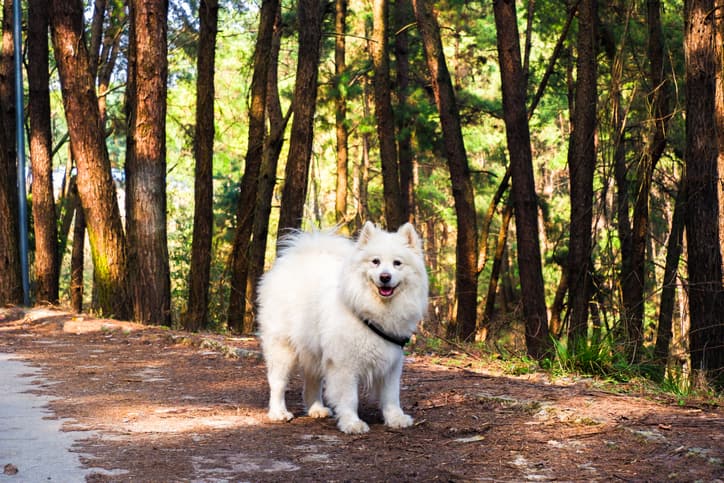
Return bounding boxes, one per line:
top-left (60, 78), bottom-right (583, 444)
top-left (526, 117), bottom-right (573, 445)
top-left (1, 307), bottom-right (723, 482)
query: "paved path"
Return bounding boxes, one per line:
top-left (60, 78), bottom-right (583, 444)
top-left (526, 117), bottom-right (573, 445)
top-left (0, 352), bottom-right (92, 482)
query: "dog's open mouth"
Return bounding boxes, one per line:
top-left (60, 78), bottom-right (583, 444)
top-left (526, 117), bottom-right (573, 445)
top-left (378, 286), bottom-right (396, 297)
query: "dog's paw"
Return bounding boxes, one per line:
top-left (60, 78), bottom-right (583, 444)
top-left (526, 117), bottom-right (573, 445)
top-left (338, 417), bottom-right (370, 434)
top-left (384, 412), bottom-right (414, 429)
top-left (307, 402), bottom-right (332, 419)
top-left (268, 408), bottom-right (294, 422)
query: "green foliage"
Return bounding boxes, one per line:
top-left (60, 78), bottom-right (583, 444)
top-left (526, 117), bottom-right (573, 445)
top-left (546, 336), bottom-right (627, 380)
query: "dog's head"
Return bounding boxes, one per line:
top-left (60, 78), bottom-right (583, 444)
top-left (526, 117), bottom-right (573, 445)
top-left (355, 221), bottom-right (427, 301)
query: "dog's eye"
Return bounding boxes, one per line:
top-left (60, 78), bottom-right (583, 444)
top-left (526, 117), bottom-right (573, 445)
top-left (371, 258), bottom-right (381, 266)
top-left (393, 260), bottom-right (402, 267)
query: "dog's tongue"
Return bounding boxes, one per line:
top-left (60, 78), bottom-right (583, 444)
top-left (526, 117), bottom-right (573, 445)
top-left (379, 286), bottom-right (394, 297)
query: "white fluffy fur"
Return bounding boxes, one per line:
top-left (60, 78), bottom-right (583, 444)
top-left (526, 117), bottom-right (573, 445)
top-left (257, 222), bottom-right (428, 434)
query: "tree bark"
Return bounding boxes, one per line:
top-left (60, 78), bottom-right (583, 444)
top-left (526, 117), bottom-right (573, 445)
top-left (70, 206), bottom-right (85, 312)
top-left (49, 0), bottom-right (130, 319)
top-left (355, 75), bottom-right (372, 229)
top-left (372, 0), bottom-right (404, 229)
top-left (0, 0), bottom-right (22, 305)
top-left (184, 0), bottom-right (219, 332)
top-left (248, 2), bottom-right (288, 331)
top-left (566, 0), bottom-right (597, 349)
top-left (277, 0), bottom-right (324, 234)
top-left (480, 200), bottom-right (513, 340)
top-left (228, 0), bottom-right (278, 332)
top-left (610, 28), bottom-right (634, 356)
top-left (125, 0), bottom-right (171, 326)
top-left (493, 0), bottom-right (551, 359)
top-left (654, 181), bottom-right (685, 369)
top-left (477, 168), bottom-right (510, 275)
top-left (413, 0), bottom-right (478, 341)
top-left (28, 0), bottom-right (59, 304)
top-left (684, 0), bottom-right (724, 388)
top-left (88, 0), bottom-right (106, 79)
top-left (334, 0), bottom-right (349, 230)
top-left (395, 0), bottom-right (415, 223)
top-left (715, 0), bottom-right (724, 276)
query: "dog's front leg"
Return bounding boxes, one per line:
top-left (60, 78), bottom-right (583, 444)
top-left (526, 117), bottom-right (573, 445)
top-left (303, 370), bottom-right (332, 418)
top-left (379, 358), bottom-right (413, 429)
top-left (325, 367), bottom-right (369, 434)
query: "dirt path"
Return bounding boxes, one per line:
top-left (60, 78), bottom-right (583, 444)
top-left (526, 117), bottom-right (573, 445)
top-left (1, 307), bottom-right (722, 482)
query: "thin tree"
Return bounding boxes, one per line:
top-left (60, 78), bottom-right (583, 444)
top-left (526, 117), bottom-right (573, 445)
top-left (70, 187), bottom-right (85, 311)
top-left (394, 0), bottom-right (415, 223)
top-left (477, 167), bottom-right (510, 275)
top-left (0, 0), bottom-right (22, 305)
top-left (566, 0), bottom-right (597, 350)
top-left (683, 0), bottom-right (724, 388)
top-left (493, 0), bottom-right (551, 359)
top-left (185, 0), bottom-right (219, 332)
top-left (480, 199), bottom-right (513, 340)
top-left (371, 0), bottom-right (404, 229)
top-left (228, 0), bottom-right (278, 333)
top-left (125, 0), bottom-right (171, 325)
top-left (334, 0), bottom-right (349, 229)
top-left (27, 0), bottom-right (59, 304)
top-left (412, 0), bottom-right (478, 340)
top-left (49, 0), bottom-right (130, 318)
top-left (248, 1), bottom-right (289, 326)
top-left (654, 180), bottom-right (685, 369)
top-left (277, 0), bottom-right (325, 233)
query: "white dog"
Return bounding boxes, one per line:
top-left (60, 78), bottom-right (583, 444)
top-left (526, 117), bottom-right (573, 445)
top-left (257, 222), bottom-right (428, 434)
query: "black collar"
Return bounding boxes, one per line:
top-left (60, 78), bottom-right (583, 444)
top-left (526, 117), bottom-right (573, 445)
top-left (362, 319), bottom-right (410, 348)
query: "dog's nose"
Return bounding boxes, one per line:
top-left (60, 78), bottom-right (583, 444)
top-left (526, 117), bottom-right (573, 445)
top-left (380, 273), bottom-right (392, 284)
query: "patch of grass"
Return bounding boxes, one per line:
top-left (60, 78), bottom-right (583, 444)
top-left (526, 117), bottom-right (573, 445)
top-left (545, 336), bottom-right (629, 380)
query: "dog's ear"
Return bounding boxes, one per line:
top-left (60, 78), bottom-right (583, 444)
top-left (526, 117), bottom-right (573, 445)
top-left (398, 223), bottom-right (422, 251)
top-left (358, 221), bottom-right (376, 246)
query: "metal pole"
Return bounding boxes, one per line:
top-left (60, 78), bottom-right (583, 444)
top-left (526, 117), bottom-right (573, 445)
top-left (14, 0), bottom-right (30, 306)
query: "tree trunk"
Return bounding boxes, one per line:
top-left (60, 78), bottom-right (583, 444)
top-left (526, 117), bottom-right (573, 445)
top-left (184, 0), bottom-right (219, 332)
top-left (355, 76), bottom-right (372, 229)
top-left (621, 0), bottom-right (671, 361)
top-left (88, 0), bottom-right (106, 79)
top-left (493, 0), bottom-right (551, 359)
top-left (49, 0), bottom-right (130, 319)
top-left (70, 206), bottom-right (85, 312)
top-left (413, 0), bottom-right (478, 341)
top-left (604, 9), bottom-right (635, 356)
top-left (684, 0), bottom-right (724, 388)
top-left (395, 0), bottom-right (415, 223)
top-left (477, 168), bottom-right (510, 275)
top-left (277, 0), bottom-right (324, 234)
top-left (95, 1), bottom-right (124, 121)
top-left (125, 0), bottom-right (171, 326)
top-left (372, 0), bottom-right (404, 229)
top-left (480, 200), bottom-right (513, 341)
top-left (247, 2), bottom-right (287, 334)
top-left (65, 0), bottom-right (123, 313)
top-left (228, 0), bottom-right (277, 333)
top-left (715, 0), bottom-right (724, 276)
top-left (654, 181), bottom-right (685, 369)
top-left (0, 0), bottom-right (22, 305)
top-left (566, 0), bottom-right (597, 349)
top-left (28, 0), bottom-right (59, 304)
top-left (549, 267), bottom-right (569, 338)
top-left (334, 0), bottom-right (349, 230)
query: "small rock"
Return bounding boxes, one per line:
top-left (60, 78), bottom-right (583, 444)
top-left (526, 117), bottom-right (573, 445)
top-left (4, 463), bottom-right (19, 475)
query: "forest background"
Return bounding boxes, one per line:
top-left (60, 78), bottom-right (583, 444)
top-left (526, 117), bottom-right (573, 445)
top-left (0, 0), bottom-right (723, 391)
